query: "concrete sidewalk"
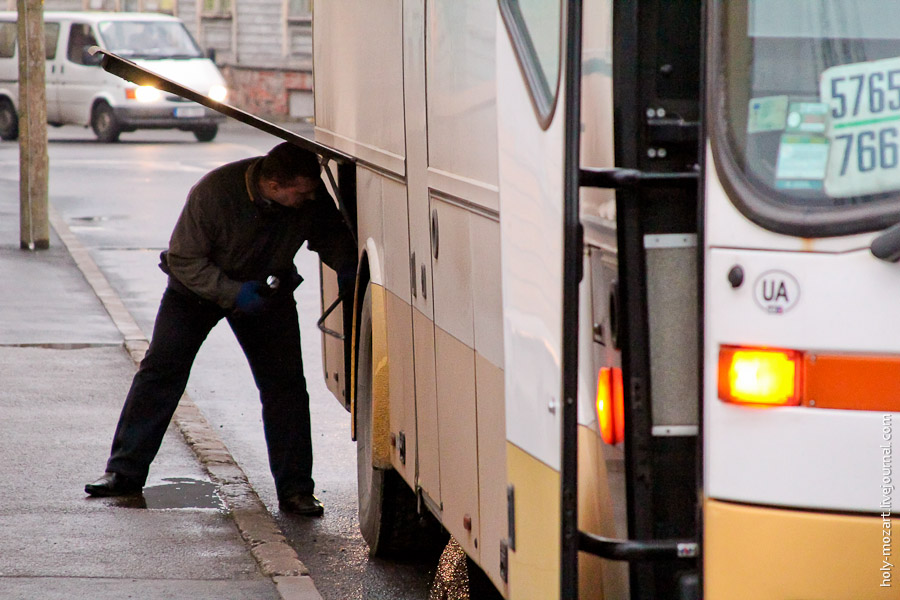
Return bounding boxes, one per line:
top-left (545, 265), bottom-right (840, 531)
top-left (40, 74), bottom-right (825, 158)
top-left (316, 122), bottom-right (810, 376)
top-left (0, 201), bottom-right (320, 597)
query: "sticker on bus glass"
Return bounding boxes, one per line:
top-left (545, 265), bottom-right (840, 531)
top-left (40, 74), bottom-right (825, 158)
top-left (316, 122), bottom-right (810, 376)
top-left (821, 56), bottom-right (900, 198)
top-left (747, 95), bottom-right (789, 133)
top-left (785, 102), bottom-right (828, 134)
top-left (775, 134), bottom-right (829, 189)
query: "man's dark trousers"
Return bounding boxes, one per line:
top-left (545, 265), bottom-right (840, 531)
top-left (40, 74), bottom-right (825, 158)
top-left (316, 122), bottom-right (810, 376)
top-left (106, 286), bottom-right (314, 499)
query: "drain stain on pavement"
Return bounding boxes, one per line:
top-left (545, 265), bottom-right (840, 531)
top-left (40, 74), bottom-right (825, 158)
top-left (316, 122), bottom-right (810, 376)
top-left (111, 477), bottom-right (224, 510)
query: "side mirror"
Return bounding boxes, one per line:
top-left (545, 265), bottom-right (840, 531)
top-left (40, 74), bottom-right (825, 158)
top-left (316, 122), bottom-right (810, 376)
top-left (82, 46), bottom-right (102, 66)
top-left (206, 47), bottom-right (216, 63)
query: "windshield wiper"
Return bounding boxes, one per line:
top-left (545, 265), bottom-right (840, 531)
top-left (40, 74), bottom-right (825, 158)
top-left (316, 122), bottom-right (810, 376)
top-left (871, 222), bottom-right (900, 262)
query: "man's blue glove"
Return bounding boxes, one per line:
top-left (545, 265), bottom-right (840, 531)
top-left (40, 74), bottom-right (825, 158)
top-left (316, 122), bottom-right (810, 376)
top-left (234, 281), bottom-right (269, 315)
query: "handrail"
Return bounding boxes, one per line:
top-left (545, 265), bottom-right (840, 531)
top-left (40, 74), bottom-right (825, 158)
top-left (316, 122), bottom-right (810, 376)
top-left (579, 531), bottom-right (698, 561)
top-left (580, 167), bottom-right (699, 189)
top-left (316, 294), bottom-right (345, 340)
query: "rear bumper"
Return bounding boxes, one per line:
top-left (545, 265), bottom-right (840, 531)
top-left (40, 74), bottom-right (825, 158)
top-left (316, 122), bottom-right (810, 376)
top-left (704, 499), bottom-right (892, 599)
top-left (113, 103), bottom-right (224, 130)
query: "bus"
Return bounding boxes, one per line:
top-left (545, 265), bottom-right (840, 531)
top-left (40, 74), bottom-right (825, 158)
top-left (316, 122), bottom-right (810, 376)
top-left (96, 0), bottom-right (899, 597)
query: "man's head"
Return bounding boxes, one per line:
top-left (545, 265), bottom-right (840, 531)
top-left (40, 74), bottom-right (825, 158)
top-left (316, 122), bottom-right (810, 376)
top-left (258, 143), bottom-right (321, 209)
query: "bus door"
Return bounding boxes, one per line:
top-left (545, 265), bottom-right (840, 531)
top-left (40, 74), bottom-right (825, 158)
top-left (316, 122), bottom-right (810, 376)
top-left (498, 0), bottom-right (703, 596)
top-left (495, 0), bottom-right (568, 597)
top-left (564, 0), bottom-right (704, 599)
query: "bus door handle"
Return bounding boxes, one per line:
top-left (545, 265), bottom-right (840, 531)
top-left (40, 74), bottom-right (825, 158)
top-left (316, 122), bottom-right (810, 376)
top-left (431, 209), bottom-right (439, 259)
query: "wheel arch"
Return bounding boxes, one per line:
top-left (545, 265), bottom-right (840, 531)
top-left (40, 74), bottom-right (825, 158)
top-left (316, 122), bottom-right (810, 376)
top-left (0, 91), bottom-right (17, 111)
top-left (351, 237), bottom-right (392, 470)
top-left (89, 93), bottom-right (117, 124)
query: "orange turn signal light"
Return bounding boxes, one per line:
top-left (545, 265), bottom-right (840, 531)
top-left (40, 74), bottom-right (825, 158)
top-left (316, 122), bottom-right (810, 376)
top-left (597, 367), bottom-right (625, 444)
top-left (718, 346), bottom-right (801, 406)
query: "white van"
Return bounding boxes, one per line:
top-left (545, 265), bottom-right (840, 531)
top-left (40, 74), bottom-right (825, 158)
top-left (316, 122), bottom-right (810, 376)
top-left (0, 12), bottom-right (226, 142)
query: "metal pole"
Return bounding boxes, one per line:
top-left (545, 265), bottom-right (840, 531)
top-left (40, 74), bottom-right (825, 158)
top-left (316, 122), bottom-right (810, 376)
top-left (17, 0), bottom-right (48, 250)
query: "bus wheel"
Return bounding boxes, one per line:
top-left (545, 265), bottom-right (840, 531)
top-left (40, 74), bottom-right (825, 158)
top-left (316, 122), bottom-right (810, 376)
top-left (0, 98), bottom-right (19, 141)
top-left (193, 124), bottom-right (218, 142)
top-left (356, 282), bottom-right (429, 557)
top-left (91, 102), bottom-right (121, 143)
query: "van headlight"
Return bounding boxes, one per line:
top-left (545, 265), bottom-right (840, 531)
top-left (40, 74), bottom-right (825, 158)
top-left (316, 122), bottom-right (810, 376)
top-left (208, 85), bottom-right (227, 102)
top-left (133, 86), bottom-right (161, 102)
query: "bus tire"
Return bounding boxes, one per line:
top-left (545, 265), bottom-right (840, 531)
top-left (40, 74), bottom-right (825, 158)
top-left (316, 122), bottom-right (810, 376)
top-left (0, 98), bottom-right (19, 141)
top-left (356, 282), bottom-right (429, 557)
top-left (91, 102), bottom-right (121, 143)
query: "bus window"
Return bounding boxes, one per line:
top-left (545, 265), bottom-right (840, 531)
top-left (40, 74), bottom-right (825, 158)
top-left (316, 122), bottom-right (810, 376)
top-left (499, 0), bottom-right (561, 126)
top-left (715, 0), bottom-right (900, 234)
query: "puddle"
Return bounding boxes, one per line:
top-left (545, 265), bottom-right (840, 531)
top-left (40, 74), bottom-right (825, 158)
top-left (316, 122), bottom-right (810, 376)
top-left (111, 477), bottom-right (225, 510)
top-left (71, 215), bottom-right (126, 222)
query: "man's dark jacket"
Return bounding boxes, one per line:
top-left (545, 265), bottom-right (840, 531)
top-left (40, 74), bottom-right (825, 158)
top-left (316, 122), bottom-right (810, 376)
top-left (164, 157), bottom-right (356, 309)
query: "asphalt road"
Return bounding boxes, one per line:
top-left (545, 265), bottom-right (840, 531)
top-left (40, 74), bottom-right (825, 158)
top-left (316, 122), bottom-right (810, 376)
top-left (0, 121), bottom-right (440, 599)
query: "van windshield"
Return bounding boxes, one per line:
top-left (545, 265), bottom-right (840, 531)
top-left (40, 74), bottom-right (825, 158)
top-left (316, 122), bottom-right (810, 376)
top-left (98, 21), bottom-right (203, 59)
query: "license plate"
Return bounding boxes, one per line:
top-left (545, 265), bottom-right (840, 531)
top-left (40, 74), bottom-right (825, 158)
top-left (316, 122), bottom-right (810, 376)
top-left (821, 56), bottom-right (900, 198)
top-left (174, 106), bottom-right (205, 118)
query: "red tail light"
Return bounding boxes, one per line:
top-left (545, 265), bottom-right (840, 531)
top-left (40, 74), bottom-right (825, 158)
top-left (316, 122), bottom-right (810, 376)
top-left (597, 367), bottom-right (625, 444)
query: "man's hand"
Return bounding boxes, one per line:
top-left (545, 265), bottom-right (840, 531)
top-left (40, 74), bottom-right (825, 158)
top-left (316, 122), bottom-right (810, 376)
top-left (234, 281), bottom-right (270, 315)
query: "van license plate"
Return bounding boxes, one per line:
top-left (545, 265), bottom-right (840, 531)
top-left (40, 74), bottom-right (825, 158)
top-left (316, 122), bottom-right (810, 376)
top-left (174, 106), bottom-right (205, 118)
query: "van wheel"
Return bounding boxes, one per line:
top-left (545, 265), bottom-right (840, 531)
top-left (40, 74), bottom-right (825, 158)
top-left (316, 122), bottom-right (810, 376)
top-left (91, 103), bottom-right (121, 143)
top-left (356, 282), bottom-right (441, 557)
top-left (0, 99), bottom-right (18, 141)
top-left (193, 124), bottom-right (218, 142)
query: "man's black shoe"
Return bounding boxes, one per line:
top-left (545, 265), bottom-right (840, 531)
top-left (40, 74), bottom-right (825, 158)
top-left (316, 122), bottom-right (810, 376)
top-left (279, 493), bottom-right (324, 517)
top-left (84, 472), bottom-right (143, 497)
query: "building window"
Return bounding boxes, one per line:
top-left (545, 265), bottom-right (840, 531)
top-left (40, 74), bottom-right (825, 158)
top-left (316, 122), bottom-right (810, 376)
top-left (287, 0), bottom-right (310, 20)
top-left (121, 0), bottom-right (176, 14)
top-left (203, 0), bottom-right (232, 17)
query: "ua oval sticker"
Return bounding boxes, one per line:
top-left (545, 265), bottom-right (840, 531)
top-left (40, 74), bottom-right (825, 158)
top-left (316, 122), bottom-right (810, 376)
top-left (754, 270), bottom-right (801, 314)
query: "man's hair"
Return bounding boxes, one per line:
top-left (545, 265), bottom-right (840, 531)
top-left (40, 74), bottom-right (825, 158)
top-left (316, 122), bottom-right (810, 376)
top-left (259, 142), bottom-right (321, 184)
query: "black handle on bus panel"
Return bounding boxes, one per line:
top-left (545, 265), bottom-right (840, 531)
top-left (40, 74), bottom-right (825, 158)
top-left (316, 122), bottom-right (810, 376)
top-left (579, 167), bottom-right (699, 190)
top-left (871, 221), bottom-right (900, 262)
top-left (579, 531), bottom-right (698, 561)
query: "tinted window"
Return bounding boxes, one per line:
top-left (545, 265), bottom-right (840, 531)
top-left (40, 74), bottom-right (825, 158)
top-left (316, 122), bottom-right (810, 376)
top-left (45, 23), bottom-right (60, 60)
top-left (0, 23), bottom-right (61, 60)
top-left (0, 22), bottom-right (15, 59)
top-left (67, 23), bottom-right (99, 65)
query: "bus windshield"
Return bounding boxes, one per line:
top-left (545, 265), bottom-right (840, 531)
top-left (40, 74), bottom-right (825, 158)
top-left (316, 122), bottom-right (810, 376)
top-left (721, 1), bottom-right (900, 209)
top-left (98, 21), bottom-right (203, 60)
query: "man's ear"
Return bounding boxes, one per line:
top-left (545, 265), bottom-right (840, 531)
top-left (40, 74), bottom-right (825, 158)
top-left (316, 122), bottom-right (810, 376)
top-left (258, 177), bottom-right (277, 196)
